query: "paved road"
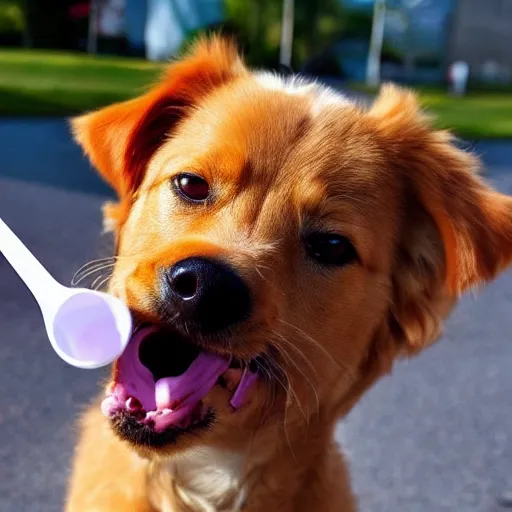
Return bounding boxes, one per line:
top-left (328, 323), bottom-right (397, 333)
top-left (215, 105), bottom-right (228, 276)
top-left (0, 119), bottom-right (511, 511)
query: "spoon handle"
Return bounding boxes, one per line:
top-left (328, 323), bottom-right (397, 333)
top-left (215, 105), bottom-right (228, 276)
top-left (0, 218), bottom-right (60, 308)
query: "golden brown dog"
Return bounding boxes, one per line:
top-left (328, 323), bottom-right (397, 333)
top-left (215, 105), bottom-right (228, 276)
top-left (66, 38), bottom-right (512, 511)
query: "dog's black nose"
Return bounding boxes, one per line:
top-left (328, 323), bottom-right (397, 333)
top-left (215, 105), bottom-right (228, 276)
top-left (161, 257), bottom-right (251, 333)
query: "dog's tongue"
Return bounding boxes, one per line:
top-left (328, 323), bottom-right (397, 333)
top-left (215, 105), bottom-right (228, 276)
top-left (115, 327), bottom-right (230, 413)
top-left (155, 352), bottom-right (230, 410)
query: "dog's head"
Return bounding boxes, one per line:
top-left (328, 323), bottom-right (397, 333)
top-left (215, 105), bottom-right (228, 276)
top-left (72, 38), bottom-right (512, 458)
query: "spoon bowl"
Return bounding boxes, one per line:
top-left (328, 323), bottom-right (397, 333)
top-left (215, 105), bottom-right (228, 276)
top-left (49, 289), bottom-right (132, 369)
top-left (0, 217), bottom-right (132, 369)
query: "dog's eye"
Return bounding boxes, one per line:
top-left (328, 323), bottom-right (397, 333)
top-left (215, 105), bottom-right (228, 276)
top-left (173, 173), bottom-right (210, 202)
top-left (305, 233), bottom-right (358, 266)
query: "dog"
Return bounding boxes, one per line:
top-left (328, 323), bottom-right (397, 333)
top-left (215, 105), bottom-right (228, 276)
top-left (66, 37), bottom-right (512, 511)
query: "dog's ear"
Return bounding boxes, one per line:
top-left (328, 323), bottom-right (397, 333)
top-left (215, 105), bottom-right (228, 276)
top-left (370, 85), bottom-right (512, 352)
top-left (71, 37), bottom-right (245, 199)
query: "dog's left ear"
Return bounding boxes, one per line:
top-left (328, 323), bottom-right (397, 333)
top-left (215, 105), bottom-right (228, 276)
top-left (370, 85), bottom-right (512, 351)
top-left (71, 37), bottom-right (245, 222)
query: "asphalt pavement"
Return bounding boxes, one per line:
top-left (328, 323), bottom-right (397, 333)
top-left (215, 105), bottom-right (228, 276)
top-left (0, 118), bottom-right (511, 511)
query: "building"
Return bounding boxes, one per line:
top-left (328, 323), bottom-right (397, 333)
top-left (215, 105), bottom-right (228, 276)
top-left (141, 0), bottom-right (223, 61)
top-left (448, 0), bottom-right (512, 84)
top-left (336, 0), bottom-right (512, 85)
top-left (95, 0), bottom-right (223, 60)
top-left (331, 0), bottom-right (456, 84)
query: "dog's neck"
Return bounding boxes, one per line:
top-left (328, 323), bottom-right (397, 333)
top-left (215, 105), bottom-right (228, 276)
top-left (147, 446), bottom-right (248, 511)
top-left (146, 423), bottom-right (356, 512)
top-left (143, 333), bottom-right (388, 512)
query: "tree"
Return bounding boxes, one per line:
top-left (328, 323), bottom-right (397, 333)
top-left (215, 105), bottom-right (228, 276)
top-left (225, 0), bottom-right (347, 70)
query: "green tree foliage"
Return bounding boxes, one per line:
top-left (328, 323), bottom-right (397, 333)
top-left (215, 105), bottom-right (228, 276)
top-left (223, 0), bottom-right (372, 71)
top-left (0, 0), bottom-right (24, 44)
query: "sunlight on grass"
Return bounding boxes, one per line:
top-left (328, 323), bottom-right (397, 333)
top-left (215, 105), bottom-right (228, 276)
top-left (2, 50), bottom-right (512, 138)
top-left (0, 48), bottom-right (163, 69)
top-left (351, 83), bottom-right (512, 138)
top-left (419, 92), bottom-right (512, 138)
top-left (0, 49), bottom-right (164, 116)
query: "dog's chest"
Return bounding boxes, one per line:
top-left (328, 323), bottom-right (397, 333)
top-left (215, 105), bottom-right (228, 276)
top-left (150, 447), bottom-right (248, 512)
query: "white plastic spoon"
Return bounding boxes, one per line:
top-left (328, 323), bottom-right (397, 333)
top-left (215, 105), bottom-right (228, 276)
top-left (0, 217), bottom-right (132, 369)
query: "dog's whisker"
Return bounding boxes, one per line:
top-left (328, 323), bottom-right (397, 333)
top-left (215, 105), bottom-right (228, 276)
top-left (270, 339), bottom-right (319, 421)
top-left (279, 319), bottom-right (341, 370)
top-left (263, 354), bottom-right (297, 461)
top-left (254, 265), bottom-right (268, 283)
top-left (72, 257), bottom-right (117, 278)
top-left (79, 266), bottom-right (114, 290)
top-left (94, 275), bottom-right (113, 292)
top-left (270, 331), bottom-right (321, 421)
top-left (271, 331), bottom-right (314, 380)
top-left (254, 361), bottom-right (277, 427)
top-left (264, 350), bottom-right (309, 428)
top-left (271, 330), bottom-right (318, 376)
top-left (72, 263), bottom-right (116, 287)
top-left (161, 310), bottom-right (181, 326)
top-left (254, 262), bottom-right (273, 277)
top-left (90, 273), bottom-right (106, 291)
top-left (75, 256), bottom-right (117, 269)
top-left (260, 354), bottom-right (293, 410)
top-left (259, 356), bottom-right (287, 396)
top-left (72, 255), bottom-right (134, 286)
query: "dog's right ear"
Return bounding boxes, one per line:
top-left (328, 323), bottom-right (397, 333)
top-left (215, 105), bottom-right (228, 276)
top-left (71, 37), bottom-right (245, 202)
top-left (370, 85), bottom-right (512, 355)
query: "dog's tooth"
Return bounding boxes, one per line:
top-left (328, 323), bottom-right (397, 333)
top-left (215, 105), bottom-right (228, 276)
top-left (229, 368), bottom-right (258, 411)
top-left (126, 397), bottom-right (142, 412)
top-left (145, 411), bottom-right (157, 420)
top-left (161, 408), bottom-right (173, 416)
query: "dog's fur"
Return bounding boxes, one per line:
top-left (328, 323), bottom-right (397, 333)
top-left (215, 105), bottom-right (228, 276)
top-left (66, 38), bottom-right (512, 511)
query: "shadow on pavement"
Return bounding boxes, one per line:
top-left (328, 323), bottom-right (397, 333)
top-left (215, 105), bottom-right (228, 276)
top-left (0, 118), bottom-right (114, 197)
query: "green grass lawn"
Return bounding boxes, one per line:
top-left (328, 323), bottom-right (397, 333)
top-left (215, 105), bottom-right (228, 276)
top-left (0, 49), bottom-right (164, 116)
top-left (418, 90), bottom-right (512, 139)
top-left (351, 83), bottom-right (512, 139)
top-left (2, 49), bottom-right (512, 138)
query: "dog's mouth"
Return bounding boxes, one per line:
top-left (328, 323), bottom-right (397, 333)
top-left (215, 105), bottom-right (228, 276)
top-left (101, 325), bottom-right (259, 441)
